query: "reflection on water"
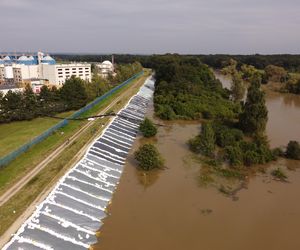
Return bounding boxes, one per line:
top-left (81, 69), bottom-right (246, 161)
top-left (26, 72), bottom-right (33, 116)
top-left (135, 169), bottom-right (161, 189)
top-left (266, 91), bottom-right (300, 147)
top-left (95, 76), bottom-right (300, 250)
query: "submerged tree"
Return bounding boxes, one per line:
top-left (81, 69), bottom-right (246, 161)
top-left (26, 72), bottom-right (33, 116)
top-left (188, 122), bottom-right (215, 157)
top-left (285, 141), bottom-right (300, 160)
top-left (139, 117), bottom-right (157, 137)
top-left (134, 144), bottom-right (164, 171)
top-left (239, 73), bottom-right (268, 136)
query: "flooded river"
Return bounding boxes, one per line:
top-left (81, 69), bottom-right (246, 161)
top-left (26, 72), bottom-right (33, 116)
top-left (95, 74), bottom-right (300, 250)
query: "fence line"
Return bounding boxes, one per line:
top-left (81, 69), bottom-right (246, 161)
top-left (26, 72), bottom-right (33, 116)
top-left (0, 71), bottom-right (144, 168)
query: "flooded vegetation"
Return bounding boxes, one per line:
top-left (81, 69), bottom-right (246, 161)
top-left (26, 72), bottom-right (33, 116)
top-left (96, 72), bottom-right (300, 250)
top-left (215, 72), bottom-right (300, 147)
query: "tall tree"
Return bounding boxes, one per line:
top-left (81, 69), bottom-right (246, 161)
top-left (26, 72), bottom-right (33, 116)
top-left (200, 122), bottom-right (216, 156)
top-left (23, 84), bottom-right (37, 120)
top-left (0, 90), bottom-right (23, 122)
top-left (239, 73), bottom-right (268, 136)
top-left (265, 65), bottom-right (288, 82)
top-left (231, 72), bottom-right (245, 102)
top-left (60, 76), bottom-right (88, 110)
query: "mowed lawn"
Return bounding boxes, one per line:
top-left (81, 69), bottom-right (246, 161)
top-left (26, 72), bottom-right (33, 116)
top-left (0, 111), bottom-right (73, 158)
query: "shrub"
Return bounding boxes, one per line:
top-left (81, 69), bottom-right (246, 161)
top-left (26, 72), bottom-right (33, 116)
top-left (139, 118), bottom-right (157, 137)
top-left (285, 141), bottom-right (300, 160)
top-left (224, 145), bottom-right (243, 166)
top-left (188, 123), bottom-right (216, 156)
top-left (272, 147), bottom-right (285, 159)
top-left (156, 105), bottom-right (176, 120)
top-left (199, 123), bottom-right (216, 156)
top-left (188, 136), bottom-right (202, 154)
top-left (243, 150), bottom-right (260, 166)
top-left (271, 168), bottom-right (287, 181)
top-left (214, 123), bottom-right (244, 148)
top-left (134, 144), bottom-right (164, 170)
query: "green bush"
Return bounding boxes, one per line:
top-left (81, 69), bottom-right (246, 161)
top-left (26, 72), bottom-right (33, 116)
top-left (285, 141), bottom-right (300, 160)
top-left (139, 118), bottom-right (157, 137)
top-left (243, 150), bottom-right (260, 166)
top-left (214, 123), bottom-right (244, 148)
top-left (223, 140), bottom-right (275, 167)
top-left (225, 145), bottom-right (243, 166)
top-left (188, 123), bottom-right (216, 157)
top-left (188, 136), bottom-right (202, 154)
top-left (134, 144), bottom-right (164, 171)
top-left (272, 147), bottom-right (285, 159)
top-left (271, 168), bottom-right (287, 181)
top-left (155, 105), bottom-right (176, 120)
top-left (199, 123), bottom-right (216, 156)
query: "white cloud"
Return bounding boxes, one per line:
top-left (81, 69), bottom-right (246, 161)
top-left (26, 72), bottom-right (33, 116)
top-left (0, 0), bottom-right (299, 53)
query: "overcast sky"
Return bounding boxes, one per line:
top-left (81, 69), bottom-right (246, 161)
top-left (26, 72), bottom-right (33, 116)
top-left (1, 0), bottom-right (299, 54)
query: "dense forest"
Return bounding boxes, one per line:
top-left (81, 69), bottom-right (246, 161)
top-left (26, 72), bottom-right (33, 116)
top-left (151, 55), bottom-right (238, 120)
top-left (0, 62), bottom-right (142, 123)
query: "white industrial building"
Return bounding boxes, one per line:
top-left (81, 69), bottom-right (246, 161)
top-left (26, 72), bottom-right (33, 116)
top-left (96, 58), bottom-right (115, 79)
top-left (42, 63), bottom-right (91, 86)
top-left (0, 52), bottom-right (91, 88)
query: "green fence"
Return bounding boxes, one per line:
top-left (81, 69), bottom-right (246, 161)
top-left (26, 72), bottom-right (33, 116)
top-left (0, 71), bottom-right (144, 168)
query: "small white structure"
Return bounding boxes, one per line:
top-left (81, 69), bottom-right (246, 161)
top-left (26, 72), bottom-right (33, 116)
top-left (96, 59), bottom-right (115, 79)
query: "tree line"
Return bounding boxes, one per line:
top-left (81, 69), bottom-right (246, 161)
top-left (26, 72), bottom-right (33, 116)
top-left (53, 53), bottom-right (300, 73)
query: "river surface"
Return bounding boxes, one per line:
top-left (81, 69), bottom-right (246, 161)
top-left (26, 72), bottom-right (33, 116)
top-left (94, 74), bottom-right (300, 250)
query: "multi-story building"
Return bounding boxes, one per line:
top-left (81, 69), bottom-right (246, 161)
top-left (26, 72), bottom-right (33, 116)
top-left (42, 63), bottom-right (91, 86)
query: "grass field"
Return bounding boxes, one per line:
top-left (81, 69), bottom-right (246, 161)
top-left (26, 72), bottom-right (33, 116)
top-left (0, 71), bottom-right (150, 237)
top-left (0, 111), bottom-right (73, 157)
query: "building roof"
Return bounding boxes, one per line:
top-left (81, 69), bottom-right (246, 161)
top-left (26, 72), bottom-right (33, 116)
top-left (102, 60), bottom-right (113, 65)
top-left (42, 55), bottom-right (55, 61)
top-left (18, 55), bottom-right (30, 61)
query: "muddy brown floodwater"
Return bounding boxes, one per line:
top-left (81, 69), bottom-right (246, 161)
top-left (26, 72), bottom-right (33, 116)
top-left (94, 75), bottom-right (300, 250)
